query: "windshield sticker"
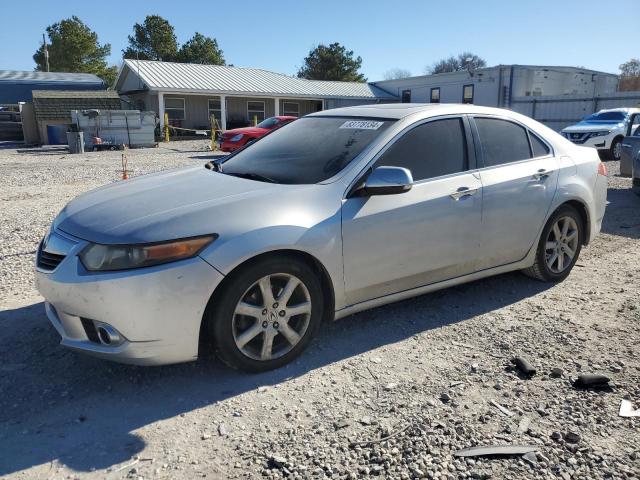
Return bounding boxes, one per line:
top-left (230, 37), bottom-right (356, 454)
top-left (339, 120), bottom-right (384, 130)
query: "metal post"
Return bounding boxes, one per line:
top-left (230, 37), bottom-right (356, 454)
top-left (253, 115), bottom-right (257, 127)
top-left (220, 95), bottom-right (227, 131)
top-left (164, 113), bottom-right (170, 142)
top-left (274, 98), bottom-right (280, 116)
top-left (42, 33), bottom-right (50, 72)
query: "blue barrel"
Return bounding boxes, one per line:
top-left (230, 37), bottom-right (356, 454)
top-left (47, 125), bottom-right (68, 145)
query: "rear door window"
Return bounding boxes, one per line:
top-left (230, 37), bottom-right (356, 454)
top-left (374, 118), bottom-right (468, 181)
top-left (475, 117), bottom-right (532, 167)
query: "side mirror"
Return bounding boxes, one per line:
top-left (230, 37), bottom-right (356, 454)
top-left (359, 166), bottom-right (413, 196)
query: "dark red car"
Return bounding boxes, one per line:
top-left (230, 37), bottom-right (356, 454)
top-left (219, 116), bottom-right (297, 152)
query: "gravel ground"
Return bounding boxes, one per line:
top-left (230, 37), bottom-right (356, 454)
top-left (0, 142), bottom-right (638, 480)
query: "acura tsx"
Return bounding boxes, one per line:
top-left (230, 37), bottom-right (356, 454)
top-left (35, 104), bottom-right (607, 371)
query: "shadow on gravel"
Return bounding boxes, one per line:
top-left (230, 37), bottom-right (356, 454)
top-left (600, 187), bottom-right (640, 239)
top-left (0, 272), bottom-right (552, 475)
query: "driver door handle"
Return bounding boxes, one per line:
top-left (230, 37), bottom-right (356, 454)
top-left (532, 168), bottom-right (552, 180)
top-left (450, 186), bottom-right (477, 200)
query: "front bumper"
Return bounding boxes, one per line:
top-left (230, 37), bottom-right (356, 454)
top-left (35, 229), bottom-right (224, 366)
top-left (563, 132), bottom-right (613, 150)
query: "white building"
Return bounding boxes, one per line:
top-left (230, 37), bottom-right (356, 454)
top-left (371, 65), bottom-right (618, 107)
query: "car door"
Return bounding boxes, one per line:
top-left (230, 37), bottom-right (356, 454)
top-left (341, 116), bottom-right (482, 306)
top-left (620, 113), bottom-right (640, 177)
top-left (471, 116), bottom-right (559, 270)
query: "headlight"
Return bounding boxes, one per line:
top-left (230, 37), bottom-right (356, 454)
top-left (79, 235), bottom-right (217, 271)
top-left (230, 134), bottom-right (244, 142)
top-left (589, 131), bottom-right (610, 138)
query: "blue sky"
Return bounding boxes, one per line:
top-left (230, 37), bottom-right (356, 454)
top-left (1, 0), bottom-right (638, 80)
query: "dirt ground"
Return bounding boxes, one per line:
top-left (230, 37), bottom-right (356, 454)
top-left (0, 141), bottom-right (638, 480)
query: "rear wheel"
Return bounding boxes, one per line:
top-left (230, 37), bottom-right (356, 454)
top-left (523, 205), bottom-right (583, 282)
top-left (209, 257), bottom-right (323, 372)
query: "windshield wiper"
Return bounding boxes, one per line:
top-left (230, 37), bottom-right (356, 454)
top-left (224, 172), bottom-right (277, 183)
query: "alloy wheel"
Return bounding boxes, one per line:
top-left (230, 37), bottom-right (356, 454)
top-left (614, 141), bottom-right (622, 160)
top-left (545, 216), bottom-right (579, 274)
top-left (232, 273), bottom-right (312, 361)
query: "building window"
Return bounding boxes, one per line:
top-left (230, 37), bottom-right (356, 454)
top-left (401, 89), bottom-right (411, 103)
top-left (282, 102), bottom-right (300, 117)
top-left (462, 85), bottom-right (474, 104)
top-left (208, 98), bottom-right (222, 125)
top-left (430, 88), bottom-right (440, 103)
top-left (165, 97), bottom-right (185, 120)
top-left (247, 100), bottom-right (265, 123)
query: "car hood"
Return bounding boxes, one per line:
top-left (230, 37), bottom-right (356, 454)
top-left (562, 121), bottom-right (624, 133)
top-left (224, 127), bottom-right (268, 137)
top-left (54, 166), bottom-right (314, 244)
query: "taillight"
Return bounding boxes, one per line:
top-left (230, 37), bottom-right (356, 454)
top-left (597, 162), bottom-right (607, 176)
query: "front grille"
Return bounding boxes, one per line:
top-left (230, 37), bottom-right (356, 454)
top-left (37, 242), bottom-right (66, 271)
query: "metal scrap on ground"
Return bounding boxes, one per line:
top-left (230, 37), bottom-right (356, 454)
top-left (490, 400), bottom-right (515, 417)
top-left (619, 399), bottom-right (640, 417)
top-left (453, 445), bottom-right (538, 458)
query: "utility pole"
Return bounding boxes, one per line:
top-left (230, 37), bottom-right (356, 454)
top-left (42, 33), bottom-right (50, 72)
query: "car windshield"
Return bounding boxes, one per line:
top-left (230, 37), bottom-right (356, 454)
top-left (220, 117), bottom-right (394, 184)
top-left (257, 117), bottom-right (279, 129)
top-left (584, 111), bottom-right (626, 122)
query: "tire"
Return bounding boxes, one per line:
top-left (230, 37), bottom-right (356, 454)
top-left (522, 205), bottom-right (583, 282)
top-left (610, 137), bottom-right (623, 160)
top-left (209, 256), bottom-right (324, 372)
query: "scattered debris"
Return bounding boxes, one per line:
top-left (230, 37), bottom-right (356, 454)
top-left (268, 455), bottom-right (287, 469)
top-left (451, 341), bottom-right (474, 349)
top-left (564, 432), bottom-right (581, 444)
top-left (449, 381), bottom-right (464, 388)
top-left (490, 400), bottom-right (514, 417)
top-left (201, 433), bottom-right (211, 440)
top-left (453, 444), bottom-right (537, 458)
top-left (370, 357), bottom-right (382, 364)
top-left (257, 386), bottom-right (269, 393)
top-left (349, 423), bottom-right (412, 448)
top-left (383, 382), bottom-right (397, 391)
top-left (440, 392), bottom-right (451, 403)
top-left (218, 423), bottom-right (227, 436)
top-left (550, 431), bottom-right (562, 441)
top-left (512, 356), bottom-right (536, 377)
top-left (517, 416), bottom-right (531, 434)
top-left (550, 367), bottom-right (563, 378)
top-left (333, 419), bottom-right (350, 430)
top-left (573, 374), bottom-right (610, 389)
top-left (522, 451), bottom-right (538, 466)
top-left (619, 399), bottom-right (640, 417)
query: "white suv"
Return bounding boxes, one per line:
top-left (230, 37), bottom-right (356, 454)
top-left (561, 108), bottom-right (640, 160)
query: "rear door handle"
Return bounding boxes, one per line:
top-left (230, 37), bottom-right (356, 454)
top-left (450, 186), bottom-right (477, 200)
top-left (532, 169), bottom-right (551, 180)
top-left (621, 143), bottom-right (632, 148)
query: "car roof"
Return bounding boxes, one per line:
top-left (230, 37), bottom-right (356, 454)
top-left (309, 103), bottom-right (528, 120)
top-left (596, 108), bottom-right (640, 114)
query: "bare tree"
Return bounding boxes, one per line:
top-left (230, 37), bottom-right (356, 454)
top-left (383, 68), bottom-right (412, 80)
top-left (619, 58), bottom-right (640, 91)
top-left (426, 52), bottom-right (486, 75)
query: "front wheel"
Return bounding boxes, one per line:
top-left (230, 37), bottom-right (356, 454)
top-left (523, 205), bottom-right (583, 282)
top-left (209, 257), bottom-right (324, 372)
top-left (610, 137), bottom-right (622, 160)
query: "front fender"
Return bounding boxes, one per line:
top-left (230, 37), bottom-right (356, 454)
top-left (198, 214), bottom-right (346, 310)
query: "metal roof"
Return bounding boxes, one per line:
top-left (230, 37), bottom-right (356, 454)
top-left (0, 70), bottom-right (106, 104)
top-left (0, 70), bottom-right (104, 84)
top-left (32, 89), bottom-right (120, 99)
top-left (118, 60), bottom-right (396, 100)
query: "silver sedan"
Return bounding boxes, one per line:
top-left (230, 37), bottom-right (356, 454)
top-left (35, 104), bottom-right (608, 371)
